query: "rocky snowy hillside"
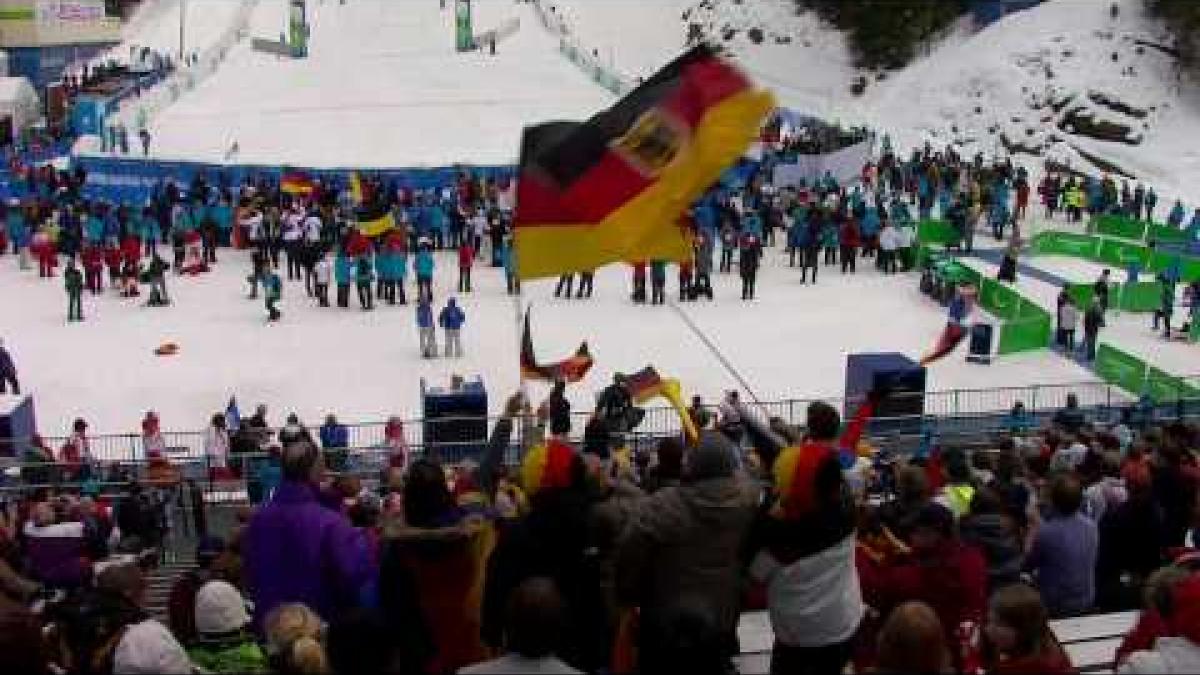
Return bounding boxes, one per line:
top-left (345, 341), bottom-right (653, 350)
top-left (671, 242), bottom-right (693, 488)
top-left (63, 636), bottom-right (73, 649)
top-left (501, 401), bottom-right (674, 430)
top-left (553, 0), bottom-right (1200, 201)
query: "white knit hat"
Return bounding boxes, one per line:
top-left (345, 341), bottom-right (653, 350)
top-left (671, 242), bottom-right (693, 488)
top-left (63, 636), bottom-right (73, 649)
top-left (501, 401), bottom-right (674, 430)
top-left (195, 580), bottom-right (250, 635)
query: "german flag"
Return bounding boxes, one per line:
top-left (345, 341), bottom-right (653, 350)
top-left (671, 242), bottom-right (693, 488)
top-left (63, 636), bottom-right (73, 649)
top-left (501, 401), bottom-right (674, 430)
top-left (281, 169), bottom-right (315, 196)
top-left (520, 310), bottom-right (594, 383)
top-left (349, 171), bottom-right (394, 237)
top-left (625, 366), bottom-right (666, 404)
top-left (356, 203), bottom-right (395, 238)
top-left (514, 44), bottom-right (775, 280)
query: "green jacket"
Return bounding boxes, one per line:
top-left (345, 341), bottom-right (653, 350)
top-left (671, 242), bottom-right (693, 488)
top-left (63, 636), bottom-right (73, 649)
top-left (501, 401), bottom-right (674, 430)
top-left (188, 640), bottom-right (269, 674)
top-left (65, 267), bottom-right (83, 293)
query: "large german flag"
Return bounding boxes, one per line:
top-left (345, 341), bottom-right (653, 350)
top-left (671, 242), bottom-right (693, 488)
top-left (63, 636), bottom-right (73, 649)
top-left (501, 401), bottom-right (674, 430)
top-left (514, 45), bottom-right (775, 280)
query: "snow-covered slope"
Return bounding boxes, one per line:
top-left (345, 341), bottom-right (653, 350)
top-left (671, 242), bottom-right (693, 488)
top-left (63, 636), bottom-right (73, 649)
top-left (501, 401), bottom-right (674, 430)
top-left (855, 0), bottom-right (1200, 203)
top-left (101, 0), bottom-right (249, 63)
top-left (145, 0), bottom-right (612, 167)
top-left (552, 0), bottom-right (1200, 204)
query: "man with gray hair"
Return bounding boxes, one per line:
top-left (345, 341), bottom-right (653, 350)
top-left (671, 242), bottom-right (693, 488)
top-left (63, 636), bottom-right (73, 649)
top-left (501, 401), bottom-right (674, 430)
top-left (244, 441), bottom-right (371, 630)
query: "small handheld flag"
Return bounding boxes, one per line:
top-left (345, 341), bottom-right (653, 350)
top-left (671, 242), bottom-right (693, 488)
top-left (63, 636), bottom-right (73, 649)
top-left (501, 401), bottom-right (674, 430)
top-left (520, 310), bottom-right (594, 383)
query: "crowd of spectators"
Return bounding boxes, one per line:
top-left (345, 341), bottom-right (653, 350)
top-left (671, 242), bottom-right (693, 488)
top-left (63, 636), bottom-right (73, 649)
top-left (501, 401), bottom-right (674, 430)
top-left (0, 379), bottom-right (1194, 674)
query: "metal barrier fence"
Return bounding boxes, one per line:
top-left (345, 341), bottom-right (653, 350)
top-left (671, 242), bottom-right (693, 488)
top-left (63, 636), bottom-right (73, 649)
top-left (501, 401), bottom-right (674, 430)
top-left (4, 373), bottom-right (1198, 466)
top-left (529, 0), bottom-right (633, 96)
top-left (89, 0), bottom-right (260, 139)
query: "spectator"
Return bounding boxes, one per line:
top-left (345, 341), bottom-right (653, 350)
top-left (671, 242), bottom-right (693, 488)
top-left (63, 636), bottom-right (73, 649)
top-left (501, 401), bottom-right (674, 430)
top-left (1052, 394), bottom-right (1086, 434)
top-left (326, 608), bottom-right (405, 675)
top-left (264, 603), bottom-right (329, 675)
top-left (875, 601), bottom-right (952, 674)
top-left (617, 431), bottom-right (759, 671)
top-left (0, 338), bottom-right (18, 395)
top-left (319, 414), bottom-right (349, 472)
top-left (188, 580), bottom-right (268, 673)
top-left (877, 464), bottom-right (932, 542)
top-left (277, 414), bottom-right (312, 447)
top-left (960, 488), bottom-right (1024, 593)
top-left (935, 448), bottom-right (977, 518)
top-left (319, 414), bottom-right (349, 449)
top-left (378, 458), bottom-right (488, 673)
top-left (637, 597), bottom-right (729, 675)
top-left (546, 380), bottom-right (571, 437)
top-left (1025, 474), bottom-right (1098, 617)
top-left (204, 414), bottom-right (231, 478)
top-left (1115, 561), bottom-right (1197, 667)
top-left (483, 439), bottom-right (607, 671)
top-left (746, 401), bottom-right (863, 675)
top-left (862, 503), bottom-right (987, 665)
top-left (167, 535), bottom-right (230, 645)
top-left (981, 583), bottom-right (1073, 673)
top-left (1096, 465), bottom-right (1168, 610)
top-left (99, 564), bottom-right (194, 675)
top-left (643, 437), bottom-right (684, 494)
top-left (244, 442), bottom-right (372, 629)
top-left (1119, 574), bottom-right (1200, 674)
top-left (461, 577), bottom-right (580, 674)
top-left (1082, 299), bottom-right (1105, 361)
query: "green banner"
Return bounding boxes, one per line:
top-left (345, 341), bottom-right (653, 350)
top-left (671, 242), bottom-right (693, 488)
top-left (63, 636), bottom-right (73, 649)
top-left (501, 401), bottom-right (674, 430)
top-left (1030, 231), bottom-right (1101, 258)
top-left (1145, 366), bottom-right (1200, 404)
top-left (1149, 223), bottom-right (1190, 244)
top-left (1099, 238), bottom-right (1150, 269)
top-left (980, 278), bottom-right (1023, 320)
top-left (1065, 281), bottom-right (1163, 313)
top-left (998, 316), bottom-right (1052, 355)
top-left (1095, 343), bottom-right (1148, 395)
top-left (1095, 215), bottom-right (1147, 241)
top-left (1118, 281), bottom-right (1166, 312)
top-left (917, 219), bottom-right (959, 246)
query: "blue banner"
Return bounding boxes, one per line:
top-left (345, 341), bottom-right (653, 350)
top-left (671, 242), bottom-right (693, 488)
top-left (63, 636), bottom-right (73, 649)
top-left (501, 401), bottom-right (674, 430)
top-left (75, 155), bottom-right (515, 204)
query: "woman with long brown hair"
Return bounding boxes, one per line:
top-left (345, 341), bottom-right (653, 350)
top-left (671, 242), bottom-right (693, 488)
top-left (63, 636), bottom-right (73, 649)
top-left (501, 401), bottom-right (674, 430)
top-left (981, 583), bottom-right (1073, 673)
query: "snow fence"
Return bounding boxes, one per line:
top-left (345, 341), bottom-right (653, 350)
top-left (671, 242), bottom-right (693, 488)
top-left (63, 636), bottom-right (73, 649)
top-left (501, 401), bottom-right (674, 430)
top-left (529, 0), bottom-right (632, 96)
top-left (1095, 343), bottom-right (1200, 403)
top-left (1030, 231), bottom-right (1200, 283)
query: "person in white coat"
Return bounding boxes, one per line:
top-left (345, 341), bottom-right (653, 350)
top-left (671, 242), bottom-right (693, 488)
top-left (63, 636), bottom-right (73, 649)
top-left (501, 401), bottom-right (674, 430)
top-left (204, 414), bottom-right (230, 477)
top-left (314, 253), bottom-right (332, 307)
top-left (878, 222), bottom-right (900, 275)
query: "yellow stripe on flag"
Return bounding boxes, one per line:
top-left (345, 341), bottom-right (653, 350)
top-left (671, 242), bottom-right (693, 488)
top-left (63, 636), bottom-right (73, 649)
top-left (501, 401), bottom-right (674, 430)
top-left (515, 87), bottom-right (775, 280)
top-left (349, 172), bottom-right (364, 205)
top-left (358, 211), bottom-right (394, 237)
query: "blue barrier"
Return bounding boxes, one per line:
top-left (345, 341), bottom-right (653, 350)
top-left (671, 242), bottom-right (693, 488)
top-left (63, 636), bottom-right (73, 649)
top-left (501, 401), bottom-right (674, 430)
top-left (74, 155), bottom-right (517, 204)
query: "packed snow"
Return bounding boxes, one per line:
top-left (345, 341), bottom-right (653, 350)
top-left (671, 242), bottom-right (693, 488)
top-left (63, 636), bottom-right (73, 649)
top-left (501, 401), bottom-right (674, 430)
top-left (0, 245), bottom-right (1097, 441)
top-left (550, 0), bottom-right (1200, 207)
top-left (143, 0), bottom-right (612, 167)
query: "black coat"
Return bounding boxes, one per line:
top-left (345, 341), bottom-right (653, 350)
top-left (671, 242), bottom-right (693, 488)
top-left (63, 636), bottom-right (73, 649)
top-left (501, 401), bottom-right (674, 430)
top-left (548, 392), bottom-right (571, 436)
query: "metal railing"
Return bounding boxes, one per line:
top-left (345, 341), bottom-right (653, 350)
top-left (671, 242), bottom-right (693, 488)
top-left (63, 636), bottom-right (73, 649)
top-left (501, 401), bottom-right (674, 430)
top-left (5, 373), bottom-right (1198, 468)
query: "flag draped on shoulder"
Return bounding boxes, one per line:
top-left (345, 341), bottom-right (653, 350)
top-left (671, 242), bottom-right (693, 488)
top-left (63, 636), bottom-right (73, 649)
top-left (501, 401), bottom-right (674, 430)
top-left (349, 171), bottom-right (394, 237)
top-left (513, 44), bottom-right (776, 280)
top-left (520, 310), bottom-right (594, 383)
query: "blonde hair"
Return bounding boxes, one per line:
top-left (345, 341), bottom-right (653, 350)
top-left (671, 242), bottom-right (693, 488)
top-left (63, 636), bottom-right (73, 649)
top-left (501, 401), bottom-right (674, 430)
top-left (265, 604), bottom-right (329, 675)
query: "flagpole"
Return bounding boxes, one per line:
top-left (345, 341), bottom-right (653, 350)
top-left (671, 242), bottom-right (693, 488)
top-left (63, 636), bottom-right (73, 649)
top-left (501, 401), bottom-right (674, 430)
top-left (511, 236), bottom-right (532, 444)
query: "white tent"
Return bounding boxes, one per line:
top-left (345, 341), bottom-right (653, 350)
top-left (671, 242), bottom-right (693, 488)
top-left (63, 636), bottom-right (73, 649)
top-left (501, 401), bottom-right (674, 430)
top-left (0, 77), bottom-right (41, 137)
